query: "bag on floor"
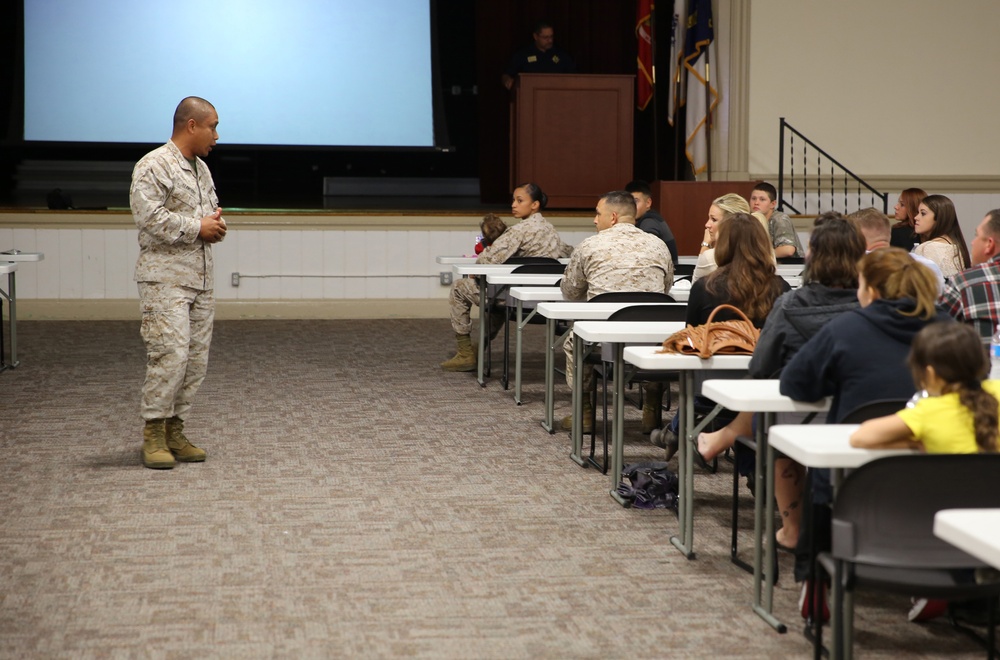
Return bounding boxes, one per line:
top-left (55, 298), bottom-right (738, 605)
top-left (617, 461), bottom-right (679, 511)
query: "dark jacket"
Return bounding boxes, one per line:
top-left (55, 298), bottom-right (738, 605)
top-left (636, 209), bottom-right (678, 265)
top-left (748, 283), bottom-right (860, 378)
top-left (779, 298), bottom-right (954, 422)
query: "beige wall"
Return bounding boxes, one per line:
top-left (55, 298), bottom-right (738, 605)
top-left (748, 0), bottom-right (1000, 181)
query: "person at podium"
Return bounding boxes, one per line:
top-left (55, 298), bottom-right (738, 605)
top-left (501, 20), bottom-right (576, 90)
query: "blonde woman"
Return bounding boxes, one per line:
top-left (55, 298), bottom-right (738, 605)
top-left (692, 193), bottom-right (751, 283)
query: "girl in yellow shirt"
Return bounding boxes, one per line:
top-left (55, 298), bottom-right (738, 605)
top-left (851, 321), bottom-right (1000, 454)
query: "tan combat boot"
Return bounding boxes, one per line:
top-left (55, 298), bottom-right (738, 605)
top-left (165, 416), bottom-right (207, 462)
top-left (441, 333), bottom-right (476, 372)
top-left (560, 398), bottom-right (594, 433)
top-left (641, 382), bottom-right (665, 434)
top-left (143, 419), bottom-right (176, 469)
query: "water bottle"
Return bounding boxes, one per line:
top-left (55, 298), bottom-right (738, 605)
top-left (990, 324), bottom-right (1000, 380)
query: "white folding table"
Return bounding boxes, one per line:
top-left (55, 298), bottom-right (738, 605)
top-left (700, 380), bottom-right (831, 633)
top-left (0, 250), bottom-right (44, 369)
top-left (623, 346), bottom-right (751, 559)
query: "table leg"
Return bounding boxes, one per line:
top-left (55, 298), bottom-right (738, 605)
top-left (476, 275), bottom-right (486, 387)
top-left (569, 332), bottom-right (587, 467)
top-left (609, 343), bottom-right (628, 504)
top-left (541, 318), bottom-right (556, 433)
top-left (752, 412), bottom-right (787, 632)
top-left (670, 371), bottom-right (696, 559)
top-left (7, 271), bottom-right (17, 368)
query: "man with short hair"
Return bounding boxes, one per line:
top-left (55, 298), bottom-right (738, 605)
top-left (625, 179), bottom-right (678, 265)
top-left (559, 190), bottom-right (674, 432)
top-left (750, 182), bottom-right (804, 259)
top-left (940, 209), bottom-right (1000, 339)
top-left (131, 96), bottom-right (228, 469)
top-left (501, 20), bottom-right (576, 90)
top-left (851, 207), bottom-right (945, 293)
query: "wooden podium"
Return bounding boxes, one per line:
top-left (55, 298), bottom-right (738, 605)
top-left (653, 181), bottom-right (760, 256)
top-left (511, 74), bottom-right (634, 208)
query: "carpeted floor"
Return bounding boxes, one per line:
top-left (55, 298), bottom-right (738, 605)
top-left (0, 319), bottom-right (988, 658)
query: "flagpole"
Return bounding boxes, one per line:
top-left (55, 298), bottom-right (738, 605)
top-left (650, 5), bottom-right (659, 181)
top-left (704, 45), bottom-right (712, 181)
top-left (673, 60), bottom-right (681, 180)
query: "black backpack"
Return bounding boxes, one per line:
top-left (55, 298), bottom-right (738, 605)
top-left (617, 461), bottom-right (679, 511)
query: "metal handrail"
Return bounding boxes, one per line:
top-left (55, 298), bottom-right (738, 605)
top-left (778, 117), bottom-right (888, 216)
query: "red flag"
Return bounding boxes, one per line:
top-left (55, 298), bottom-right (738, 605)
top-left (636, 0), bottom-right (654, 110)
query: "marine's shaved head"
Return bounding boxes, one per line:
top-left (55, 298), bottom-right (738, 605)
top-left (172, 96), bottom-right (216, 132)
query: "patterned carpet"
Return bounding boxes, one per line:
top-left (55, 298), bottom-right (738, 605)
top-left (0, 319), bottom-right (987, 658)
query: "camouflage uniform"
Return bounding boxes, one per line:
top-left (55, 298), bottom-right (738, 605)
top-left (131, 140), bottom-right (220, 421)
top-left (449, 213), bottom-right (573, 334)
top-left (560, 223), bottom-right (673, 386)
top-left (769, 211), bottom-right (804, 257)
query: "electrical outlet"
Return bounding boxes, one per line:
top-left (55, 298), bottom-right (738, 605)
top-left (439, 271), bottom-right (453, 286)
top-left (231, 272), bottom-right (240, 287)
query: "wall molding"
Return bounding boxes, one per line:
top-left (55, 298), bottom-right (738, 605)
top-left (15, 298), bottom-right (451, 321)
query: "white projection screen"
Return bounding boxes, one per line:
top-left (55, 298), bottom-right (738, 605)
top-left (23, 0), bottom-right (436, 147)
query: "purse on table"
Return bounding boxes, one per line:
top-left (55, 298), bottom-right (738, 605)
top-left (658, 303), bottom-right (759, 358)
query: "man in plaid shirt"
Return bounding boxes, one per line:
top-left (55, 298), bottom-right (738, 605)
top-left (940, 209), bottom-right (1000, 338)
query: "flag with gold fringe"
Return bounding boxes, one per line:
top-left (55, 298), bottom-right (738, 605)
top-left (683, 0), bottom-right (719, 176)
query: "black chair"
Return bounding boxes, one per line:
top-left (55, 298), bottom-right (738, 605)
top-left (816, 454), bottom-right (1000, 659)
top-left (587, 302), bottom-right (687, 472)
top-left (674, 263), bottom-right (696, 281)
top-left (483, 257), bottom-right (562, 379)
top-left (499, 263), bottom-right (567, 388)
top-left (589, 291), bottom-right (675, 304)
top-left (777, 256), bottom-right (805, 265)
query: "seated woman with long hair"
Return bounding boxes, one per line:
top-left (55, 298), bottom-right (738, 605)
top-left (779, 247), bottom-right (953, 613)
top-left (693, 214), bottom-right (867, 546)
top-left (889, 187), bottom-right (927, 250)
top-left (658, 213), bottom-right (789, 455)
top-left (912, 194), bottom-right (970, 279)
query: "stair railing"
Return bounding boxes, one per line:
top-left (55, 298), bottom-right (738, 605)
top-left (778, 117), bottom-right (888, 217)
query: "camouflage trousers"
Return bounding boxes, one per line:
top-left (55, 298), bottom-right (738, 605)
top-left (449, 277), bottom-right (481, 335)
top-left (138, 282), bottom-right (215, 421)
top-left (563, 329), bottom-right (595, 391)
top-left (450, 277), bottom-right (508, 335)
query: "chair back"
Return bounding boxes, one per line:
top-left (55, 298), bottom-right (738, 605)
top-left (510, 264), bottom-right (565, 275)
top-left (840, 399), bottom-right (909, 423)
top-left (674, 263), bottom-right (696, 280)
top-left (504, 256), bottom-right (560, 265)
top-left (607, 304), bottom-right (686, 322)
top-left (831, 454), bottom-right (1000, 569)
top-left (588, 291), bottom-right (674, 303)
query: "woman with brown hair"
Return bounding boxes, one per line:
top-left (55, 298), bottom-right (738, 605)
top-left (912, 194), bottom-right (970, 279)
top-left (685, 212), bottom-right (789, 327)
top-left (692, 215), bottom-right (867, 542)
top-left (889, 187), bottom-right (927, 250)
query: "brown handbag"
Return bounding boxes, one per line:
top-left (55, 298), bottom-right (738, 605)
top-left (658, 304), bottom-right (760, 358)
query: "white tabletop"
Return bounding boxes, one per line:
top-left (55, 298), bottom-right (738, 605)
top-left (775, 264), bottom-right (804, 277)
top-left (454, 261), bottom-right (568, 276)
top-left (509, 286), bottom-right (564, 302)
top-left (678, 255), bottom-right (699, 266)
top-left (0, 262), bottom-right (18, 275)
top-left (537, 301), bottom-right (686, 321)
top-left (435, 256), bottom-right (477, 265)
top-left (0, 251), bottom-right (44, 262)
top-left (767, 424), bottom-right (914, 468)
top-left (623, 344), bottom-right (752, 371)
top-left (486, 273), bottom-right (563, 286)
top-left (572, 320), bottom-right (686, 344)
top-left (701, 379), bottom-right (831, 413)
top-left (934, 509), bottom-right (1000, 570)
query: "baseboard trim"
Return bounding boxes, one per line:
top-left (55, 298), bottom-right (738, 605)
top-left (14, 299), bottom-right (451, 321)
